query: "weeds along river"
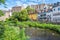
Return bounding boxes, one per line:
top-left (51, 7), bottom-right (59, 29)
top-left (25, 27), bottom-right (60, 40)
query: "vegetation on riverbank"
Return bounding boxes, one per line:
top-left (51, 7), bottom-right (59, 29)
top-left (0, 21), bottom-right (29, 40)
top-left (21, 21), bottom-right (60, 33)
top-left (17, 21), bottom-right (60, 33)
top-left (0, 10), bottom-right (4, 17)
top-left (2, 21), bottom-right (60, 33)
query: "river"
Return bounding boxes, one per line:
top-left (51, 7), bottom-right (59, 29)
top-left (25, 27), bottom-right (60, 40)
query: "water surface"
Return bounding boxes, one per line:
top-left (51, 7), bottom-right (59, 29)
top-left (25, 27), bottom-right (60, 40)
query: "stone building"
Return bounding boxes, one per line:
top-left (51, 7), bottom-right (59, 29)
top-left (11, 6), bottom-right (23, 12)
top-left (30, 4), bottom-right (53, 13)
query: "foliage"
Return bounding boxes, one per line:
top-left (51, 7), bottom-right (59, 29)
top-left (0, 20), bottom-right (60, 40)
top-left (1, 20), bottom-right (60, 34)
top-left (0, 24), bottom-right (28, 40)
top-left (0, 10), bottom-right (4, 17)
top-left (9, 9), bottom-right (30, 21)
top-left (16, 21), bottom-right (60, 33)
top-left (0, 21), bottom-right (29, 40)
top-left (0, 21), bottom-right (5, 40)
top-left (0, 0), bottom-right (5, 4)
top-left (26, 6), bottom-right (35, 13)
top-left (20, 28), bottom-right (29, 40)
top-left (3, 25), bottom-right (20, 40)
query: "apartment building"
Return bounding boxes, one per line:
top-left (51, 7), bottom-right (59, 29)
top-left (12, 6), bottom-right (23, 12)
top-left (30, 4), bottom-right (53, 13)
top-left (53, 2), bottom-right (60, 7)
top-left (37, 6), bottom-right (60, 23)
top-left (46, 6), bottom-right (60, 23)
top-left (30, 4), bottom-right (53, 21)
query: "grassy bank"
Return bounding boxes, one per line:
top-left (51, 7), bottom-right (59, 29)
top-left (0, 21), bottom-right (29, 40)
top-left (0, 21), bottom-right (60, 40)
top-left (16, 21), bottom-right (60, 33)
top-left (2, 21), bottom-right (60, 33)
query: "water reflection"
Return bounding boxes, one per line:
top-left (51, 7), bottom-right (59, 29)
top-left (25, 27), bottom-right (60, 40)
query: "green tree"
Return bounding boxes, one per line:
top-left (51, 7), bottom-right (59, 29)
top-left (19, 9), bottom-right (29, 21)
top-left (0, 10), bottom-right (4, 17)
top-left (9, 9), bottom-right (29, 21)
top-left (26, 6), bottom-right (35, 13)
top-left (0, 0), bottom-right (5, 4)
top-left (0, 0), bottom-right (7, 8)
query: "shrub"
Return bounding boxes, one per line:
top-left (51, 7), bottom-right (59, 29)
top-left (3, 25), bottom-right (20, 40)
top-left (0, 24), bottom-right (5, 40)
top-left (0, 25), bottom-right (28, 40)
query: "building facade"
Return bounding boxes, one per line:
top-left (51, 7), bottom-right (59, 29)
top-left (30, 4), bottom-right (53, 13)
top-left (12, 6), bottom-right (22, 12)
top-left (46, 6), bottom-right (60, 23)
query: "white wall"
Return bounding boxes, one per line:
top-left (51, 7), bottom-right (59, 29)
top-left (46, 6), bottom-right (60, 22)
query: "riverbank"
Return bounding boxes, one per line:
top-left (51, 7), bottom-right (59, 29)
top-left (1, 21), bottom-right (60, 33)
top-left (16, 21), bottom-right (60, 33)
top-left (0, 21), bottom-right (60, 40)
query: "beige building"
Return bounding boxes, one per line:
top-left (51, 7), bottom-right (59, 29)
top-left (30, 4), bottom-right (53, 13)
top-left (11, 6), bottom-right (23, 12)
top-left (0, 6), bottom-right (25, 21)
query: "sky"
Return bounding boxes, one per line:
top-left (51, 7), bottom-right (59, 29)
top-left (0, 0), bottom-right (60, 10)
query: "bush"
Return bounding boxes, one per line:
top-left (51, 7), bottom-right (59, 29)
top-left (0, 24), bottom-right (28, 40)
top-left (0, 24), bottom-right (5, 40)
top-left (3, 25), bottom-right (20, 40)
top-left (9, 9), bottom-right (30, 21)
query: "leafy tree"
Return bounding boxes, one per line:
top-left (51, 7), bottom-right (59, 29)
top-left (0, 0), bottom-right (5, 4)
top-left (19, 9), bottom-right (29, 21)
top-left (9, 9), bottom-right (30, 21)
top-left (0, 10), bottom-right (4, 17)
top-left (26, 6), bottom-right (35, 13)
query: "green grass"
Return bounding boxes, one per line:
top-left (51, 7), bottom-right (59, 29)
top-left (0, 21), bottom-right (60, 40)
top-left (16, 21), bottom-right (60, 33)
top-left (2, 21), bottom-right (60, 33)
top-left (0, 21), bottom-right (29, 40)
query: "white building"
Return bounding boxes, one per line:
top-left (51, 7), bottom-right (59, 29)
top-left (46, 6), bottom-right (60, 23)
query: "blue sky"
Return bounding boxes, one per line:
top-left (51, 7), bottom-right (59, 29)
top-left (0, 0), bottom-right (60, 10)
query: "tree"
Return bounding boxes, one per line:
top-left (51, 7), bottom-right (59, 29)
top-left (9, 9), bottom-right (29, 21)
top-left (19, 9), bottom-right (29, 21)
top-left (0, 0), bottom-right (5, 4)
top-left (26, 6), bottom-right (35, 13)
top-left (0, 10), bottom-right (4, 17)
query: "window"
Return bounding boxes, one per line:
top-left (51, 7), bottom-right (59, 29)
top-left (48, 10), bottom-right (53, 12)
top-left (53, 13), bottom-right (60, 16)
top-left (44, 7), bottom-right (46, 9)
top-left (54, 9), bottom-right (55, 11)
top-left (58, 8), bottom-right (60, 11)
